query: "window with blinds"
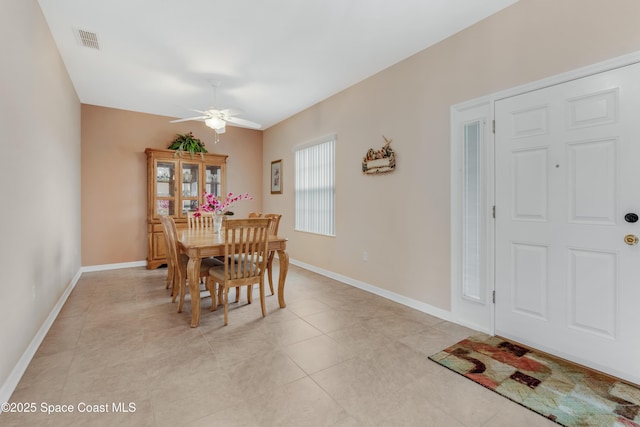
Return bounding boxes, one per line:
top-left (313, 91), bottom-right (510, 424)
top-left (294, 135), bottom-right (336, 236)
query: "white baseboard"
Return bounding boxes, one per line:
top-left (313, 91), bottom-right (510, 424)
top-left (289, 258), bottom-right (455, 323)
top-left (0, 269), bottom-right (82, 406)
top-left (81, 260), bottom-right (147, 272)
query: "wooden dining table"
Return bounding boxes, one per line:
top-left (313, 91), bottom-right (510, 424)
top-left (177, 227), bottom-right (289, 327)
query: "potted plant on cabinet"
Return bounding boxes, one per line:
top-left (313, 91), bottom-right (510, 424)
top-left (168, 132), bottom-right (207, 158)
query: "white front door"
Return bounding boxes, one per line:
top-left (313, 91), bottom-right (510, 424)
top-left (495, 62), bottom-right (640, 384)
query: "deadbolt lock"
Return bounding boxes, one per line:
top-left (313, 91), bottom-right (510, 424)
top-left (624, 234), bottom-right (639, 246)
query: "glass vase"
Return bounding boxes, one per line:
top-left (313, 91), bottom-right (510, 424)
top-left (213, 214), bottom-right (223, 234)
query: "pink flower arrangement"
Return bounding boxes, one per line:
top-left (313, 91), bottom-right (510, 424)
top-left (194, 191), bottom-right (252, 216)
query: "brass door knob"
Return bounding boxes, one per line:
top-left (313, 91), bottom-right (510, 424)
top-left (624, 234), bottom-right (639, 246)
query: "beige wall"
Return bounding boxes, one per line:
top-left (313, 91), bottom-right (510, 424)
top-left (0, 0), bottom-right (81, 396)
top-left (81, 105), bottom-right (263, 266)
top-left (263, 0), bottom-right (640, 311)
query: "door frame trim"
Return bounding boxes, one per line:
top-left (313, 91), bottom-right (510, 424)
top-left (450, 49), bottom-right (640, 333)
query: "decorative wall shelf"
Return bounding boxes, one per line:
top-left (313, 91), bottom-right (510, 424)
top-left (362, 136), bottom-right (396, 174)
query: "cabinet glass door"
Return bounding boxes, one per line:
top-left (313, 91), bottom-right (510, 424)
top-left (206, 165), bottom-right (221, 197)
top-left (156, 162), bottom-right (175, 216)
top-left (181, 163), bottom-right (200, 215)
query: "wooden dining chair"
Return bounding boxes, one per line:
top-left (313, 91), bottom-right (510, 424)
top-left (187, 209), bottom-right (227, 269)
top-left (206, 218), bottom-right (271, 326)
top-left (160, 215), bottom-right (178, 292)
top-left (263, 213), bottom-right (282, 295)
top-left (160, 216), bottom-right (221, 311)
top-left (236, 214), bottom-right (282, 301)
top-left (227, 211), bottom-right (262, 301)
top-left (187, 210), bottom-right (213, 228)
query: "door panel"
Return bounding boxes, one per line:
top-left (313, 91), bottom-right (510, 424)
top-left (495, 62), bottom-right (640, 385)
top-left (568, 139), bottom-right (617, 224)
top-left (568, 248), bottom-right (617, 337)
top-left (513, 148), bottom-right (548, 221)
top-left (511, 242), bottom-right (548, 320)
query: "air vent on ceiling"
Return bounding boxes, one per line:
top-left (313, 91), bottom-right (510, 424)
top-left (76, 29), bottom-right (100, 50)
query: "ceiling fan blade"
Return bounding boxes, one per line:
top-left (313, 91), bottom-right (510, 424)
top-left (220, 108), bottom-right (242, 117)
top-left (189, 108), bottom-right (209, 115)
top-left (225, 116), bottom-right (262, 129)
top-left (169, 115), bottom-right (209, 123)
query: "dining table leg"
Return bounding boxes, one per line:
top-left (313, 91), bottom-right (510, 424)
top-left (276, 249), bottom-right (289, 308)
top-left (186, 256), bottom-right (202, 327)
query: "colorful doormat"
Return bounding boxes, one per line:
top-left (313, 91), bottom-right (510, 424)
top-left (429, 334), bottom-right (640, 427)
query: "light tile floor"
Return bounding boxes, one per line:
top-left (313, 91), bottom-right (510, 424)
top-left (4, 264), bottom-right (557, 426)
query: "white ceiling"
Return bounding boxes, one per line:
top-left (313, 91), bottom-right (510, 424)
top-left (38, 0), bottom-right (518, 130)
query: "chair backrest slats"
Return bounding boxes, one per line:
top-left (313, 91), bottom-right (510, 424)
top-left (223, 218), bottom-right (270, 282)
top-left (187, 211), bottom-right (214, 228)
top-left (263, 213), bottom-right (282, 236)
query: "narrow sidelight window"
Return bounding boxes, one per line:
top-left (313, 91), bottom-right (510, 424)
top-left (463, 121), bottom-right (482, 301)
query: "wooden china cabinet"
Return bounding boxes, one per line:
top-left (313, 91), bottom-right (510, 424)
top-left (145, 148), bottom-right (228, 269)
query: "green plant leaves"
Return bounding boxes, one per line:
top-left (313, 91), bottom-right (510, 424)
top-left (168, 132), bottom-right (208, 158)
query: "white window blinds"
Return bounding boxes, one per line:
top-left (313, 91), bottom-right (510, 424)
top-left (294, 135), bottom-right (336, 236)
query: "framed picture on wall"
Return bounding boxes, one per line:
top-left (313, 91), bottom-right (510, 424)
top-left (271, 159), bottom-right (282, 194)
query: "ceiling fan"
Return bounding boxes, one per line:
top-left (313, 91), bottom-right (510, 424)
top-left (170, 82), bottom-right (261, 139)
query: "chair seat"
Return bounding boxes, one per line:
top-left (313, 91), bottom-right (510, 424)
top-left (209, 262), bottom-right (261, 280)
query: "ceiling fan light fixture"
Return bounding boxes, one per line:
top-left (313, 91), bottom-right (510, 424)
top-left (205, 117), bottom-right (225, 129)
top-left (173, 81), bottom-right (260, 132)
